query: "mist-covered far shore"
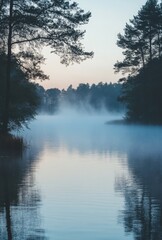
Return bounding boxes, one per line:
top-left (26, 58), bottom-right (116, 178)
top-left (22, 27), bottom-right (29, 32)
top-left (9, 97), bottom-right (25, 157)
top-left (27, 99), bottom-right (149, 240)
top-left (36, 82), bottom-right (125, 116)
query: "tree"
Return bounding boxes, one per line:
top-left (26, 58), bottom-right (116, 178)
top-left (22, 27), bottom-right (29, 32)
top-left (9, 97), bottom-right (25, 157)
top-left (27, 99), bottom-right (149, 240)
top-left (0, 0), bottom-right (93, 132)
top-left (115, 0), bottom-right (162, 123)
top-left (115, 0), bottom-right (162, 74)
top-left (45, 88), bottom-right (61, 113)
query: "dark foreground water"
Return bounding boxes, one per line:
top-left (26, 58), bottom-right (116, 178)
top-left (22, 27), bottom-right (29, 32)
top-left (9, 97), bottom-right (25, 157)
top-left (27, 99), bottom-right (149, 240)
top-left (1, 114), bottom-right (162, 240)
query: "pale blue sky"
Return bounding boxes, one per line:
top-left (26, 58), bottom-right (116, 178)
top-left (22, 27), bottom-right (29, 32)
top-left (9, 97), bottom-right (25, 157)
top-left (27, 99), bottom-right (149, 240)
top-left (41, 0), bottom-right (147, 90)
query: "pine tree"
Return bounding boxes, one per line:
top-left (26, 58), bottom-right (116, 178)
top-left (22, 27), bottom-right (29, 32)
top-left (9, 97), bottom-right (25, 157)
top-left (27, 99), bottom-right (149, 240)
top-left (0, 0), bottom-right (93, 132)
top-left (115, 0), bottom-right (162, 73)
top-left (115, 0), bottom-right (162, 123)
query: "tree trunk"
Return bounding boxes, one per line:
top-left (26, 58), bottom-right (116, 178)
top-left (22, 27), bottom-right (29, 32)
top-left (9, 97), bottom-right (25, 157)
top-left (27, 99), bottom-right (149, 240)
top-left (2, 0), bottom-right (13, 133)
top-left (149, 25), bottom-right (152, 61)
top-left (157, 30), bottom-right (161, 59)
top-left (140, 46), bottom-right (145, 68)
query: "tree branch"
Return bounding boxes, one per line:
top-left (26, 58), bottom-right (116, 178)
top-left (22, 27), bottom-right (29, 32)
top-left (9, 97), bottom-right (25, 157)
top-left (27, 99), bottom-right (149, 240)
top-left (11, 36), bottom-right (51, 45)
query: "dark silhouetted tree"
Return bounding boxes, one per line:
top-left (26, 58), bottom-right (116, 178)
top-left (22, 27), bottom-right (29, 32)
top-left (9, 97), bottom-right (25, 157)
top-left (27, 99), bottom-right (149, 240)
top-left (119, 59), bottom-right (162, 123)
top-left (115, 0), bottom-right (162, 123)
top-left (115, 0), bottom-right (162, 74)
top-left (45, 88), bottom-right (61, 113)
top-left (0, 0), bottom-right (93, 132)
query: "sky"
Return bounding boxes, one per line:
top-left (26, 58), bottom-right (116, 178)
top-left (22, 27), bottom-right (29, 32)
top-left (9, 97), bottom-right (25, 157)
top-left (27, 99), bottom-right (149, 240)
top-left (41, 0), bottom-right (147, 90)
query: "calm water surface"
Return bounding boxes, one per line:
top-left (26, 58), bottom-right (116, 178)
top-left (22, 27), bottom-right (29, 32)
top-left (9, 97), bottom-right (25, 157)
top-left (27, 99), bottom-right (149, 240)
top-left (1, 114), bottom-right (162, 240)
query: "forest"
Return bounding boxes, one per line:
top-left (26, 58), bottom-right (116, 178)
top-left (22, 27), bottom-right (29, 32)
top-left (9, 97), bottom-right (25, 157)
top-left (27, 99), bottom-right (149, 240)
top-left (38, 82), bottom-right (124, 114)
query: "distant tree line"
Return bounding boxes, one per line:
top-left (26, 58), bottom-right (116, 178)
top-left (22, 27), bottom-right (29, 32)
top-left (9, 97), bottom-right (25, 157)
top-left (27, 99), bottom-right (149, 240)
top-left (37, 82), bottom-right (124, 113)
top-left (115, 0), bottom-right (162, 124)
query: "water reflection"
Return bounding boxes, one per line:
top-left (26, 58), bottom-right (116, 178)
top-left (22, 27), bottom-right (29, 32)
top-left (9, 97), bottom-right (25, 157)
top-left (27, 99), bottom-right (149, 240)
top-left (116, 143), bottom-right (162, 240)
top-left (0, 147), bottom-right (48, 239)
top-left (1, 115), bottom-right (162, 240)
top-left (24, 115), bottom-right (162, 240)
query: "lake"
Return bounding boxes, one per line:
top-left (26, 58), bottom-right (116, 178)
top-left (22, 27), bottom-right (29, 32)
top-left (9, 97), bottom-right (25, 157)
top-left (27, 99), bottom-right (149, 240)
top-left (1, 113), bottom-right (162, 240)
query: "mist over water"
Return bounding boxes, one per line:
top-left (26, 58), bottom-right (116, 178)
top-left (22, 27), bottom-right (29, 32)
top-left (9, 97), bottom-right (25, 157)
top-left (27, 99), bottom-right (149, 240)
top-left (27, 110), bottom-right (162, 157)
top-left (26, 110), bottom-right (124, 154)
top-left (1, 111), bottom-right (162, 239)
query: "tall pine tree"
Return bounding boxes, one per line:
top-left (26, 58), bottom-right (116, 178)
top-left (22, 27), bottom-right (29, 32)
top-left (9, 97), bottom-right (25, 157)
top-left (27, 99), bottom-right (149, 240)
top-left (0, 0), bottom-right (93, 132)
top-left (115, 0), bottom-right (162, 123)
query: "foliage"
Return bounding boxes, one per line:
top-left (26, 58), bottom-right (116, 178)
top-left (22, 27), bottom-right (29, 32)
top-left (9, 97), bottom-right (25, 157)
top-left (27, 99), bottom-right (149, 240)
top-left (0, 52), bottom-right (41, 131)
top-left (120, 59), bottom-right (162, 123)
top-left (45, 88), bottom-right (61, 113)
top-left (115, 0), bottom-right (162, 74)
top-left (0, 0), bottom-right (93, 66)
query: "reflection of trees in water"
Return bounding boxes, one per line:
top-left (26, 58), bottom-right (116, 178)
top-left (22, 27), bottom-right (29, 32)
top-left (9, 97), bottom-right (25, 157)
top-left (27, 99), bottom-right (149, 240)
top-left (116, 151), bottom-right (162, 240)
top-left (0, 148), bottom-right (48, 240)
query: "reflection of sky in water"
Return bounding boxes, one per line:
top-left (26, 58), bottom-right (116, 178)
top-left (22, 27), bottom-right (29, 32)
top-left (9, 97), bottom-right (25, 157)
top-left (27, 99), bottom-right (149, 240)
top-left (1, 114), bottom-right (162, 239)
top-left (35, 148), bottom-right (129, 240)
